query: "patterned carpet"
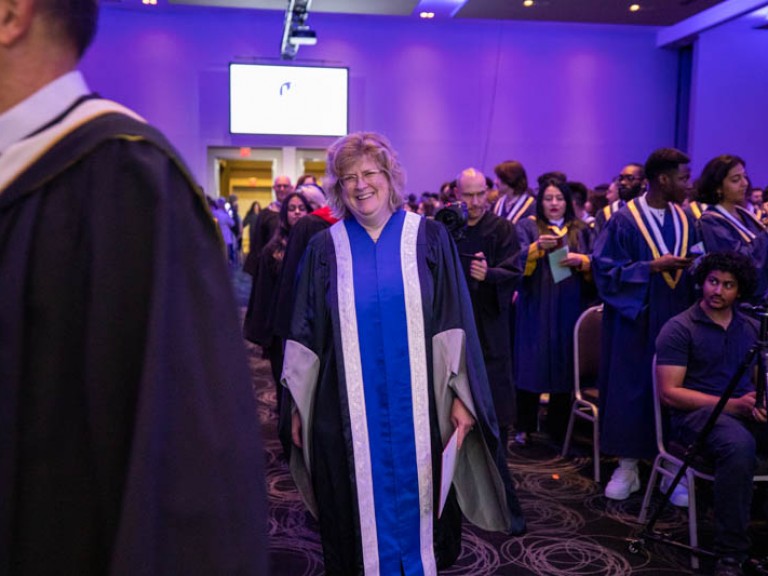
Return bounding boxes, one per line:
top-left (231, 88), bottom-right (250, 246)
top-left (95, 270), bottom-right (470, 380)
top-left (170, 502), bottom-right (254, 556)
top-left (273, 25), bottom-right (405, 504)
top-left (233, 270), bottom-right (766, 576)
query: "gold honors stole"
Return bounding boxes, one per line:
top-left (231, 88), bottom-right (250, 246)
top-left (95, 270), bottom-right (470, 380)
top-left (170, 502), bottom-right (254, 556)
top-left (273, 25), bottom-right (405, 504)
top-left (627, 198), bottom-right (689, 289)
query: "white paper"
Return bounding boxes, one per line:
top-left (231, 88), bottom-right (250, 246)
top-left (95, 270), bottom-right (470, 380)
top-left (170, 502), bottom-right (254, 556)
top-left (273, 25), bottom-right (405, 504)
top-left (439, 429), bottom-right (459, 518)
top-left (548, 245), bottom-right (572, 284)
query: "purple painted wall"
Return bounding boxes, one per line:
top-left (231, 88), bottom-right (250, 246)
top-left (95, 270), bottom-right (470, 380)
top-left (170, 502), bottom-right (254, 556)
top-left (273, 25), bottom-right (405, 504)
top-left (81, 7), bottom-right (679, 194)
top-left (689, 12), bottom-right (768, 189)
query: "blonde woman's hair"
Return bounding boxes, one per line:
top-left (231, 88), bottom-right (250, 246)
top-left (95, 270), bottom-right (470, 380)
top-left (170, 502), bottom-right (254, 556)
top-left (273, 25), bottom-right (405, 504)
top-left (325, 132), bottom-right (406, 219)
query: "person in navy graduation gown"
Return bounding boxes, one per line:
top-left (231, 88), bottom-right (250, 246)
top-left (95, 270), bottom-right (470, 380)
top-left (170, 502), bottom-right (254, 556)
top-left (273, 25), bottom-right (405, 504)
top-left (594, 163), bottom-right (647, 233)
top-left (592, 148), bottom-right (698, 501)
top-left (282, 132), bottom-right (525, 576)
top-left (492, 160), bottom-right (536, 225)
top-left (695, 154), bottom-right (768, 302)
top-left (514, 180), bottom-right (596, 445)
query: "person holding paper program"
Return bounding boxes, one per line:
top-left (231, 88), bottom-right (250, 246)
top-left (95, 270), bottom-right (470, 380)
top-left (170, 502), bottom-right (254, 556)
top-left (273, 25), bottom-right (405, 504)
top-left (282, 133), bottom-right (524, 575)
top-left (513, 180), bottom-right (596, 446)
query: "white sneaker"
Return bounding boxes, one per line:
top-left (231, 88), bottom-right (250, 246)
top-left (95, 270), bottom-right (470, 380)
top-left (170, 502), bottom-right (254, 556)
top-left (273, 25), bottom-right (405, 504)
top-left (605, 466), bottom-right (641, 500)
top-left (660, 471), bottom-right (689, 508)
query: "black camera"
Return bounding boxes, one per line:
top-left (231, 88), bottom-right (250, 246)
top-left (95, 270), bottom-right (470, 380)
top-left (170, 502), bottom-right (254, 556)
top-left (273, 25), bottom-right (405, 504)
top-left (435, 201), bottom-right (469, 242)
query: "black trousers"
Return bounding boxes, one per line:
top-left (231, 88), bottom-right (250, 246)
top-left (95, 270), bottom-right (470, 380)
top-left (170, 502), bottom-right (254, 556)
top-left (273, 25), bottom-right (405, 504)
top-left (516, 389), bottom-right (572, 441)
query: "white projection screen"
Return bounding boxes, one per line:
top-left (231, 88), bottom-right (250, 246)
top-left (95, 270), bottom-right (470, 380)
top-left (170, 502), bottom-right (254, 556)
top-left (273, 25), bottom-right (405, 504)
top-left (229, 63), bottom-right (349, 137)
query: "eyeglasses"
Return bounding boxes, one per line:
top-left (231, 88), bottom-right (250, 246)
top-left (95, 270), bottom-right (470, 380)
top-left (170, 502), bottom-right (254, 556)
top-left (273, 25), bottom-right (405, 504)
top-left (617, 174), bottom-right (640, 183)
top-left (286, 205), bottom-right (307, 212)
top-left (338, 170), bottom-right (384, 189)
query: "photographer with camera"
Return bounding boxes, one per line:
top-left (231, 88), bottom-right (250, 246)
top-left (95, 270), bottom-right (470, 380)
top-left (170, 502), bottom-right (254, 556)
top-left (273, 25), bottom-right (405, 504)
top-left (451, 168), bottom-right (522, 451)
top-left (656, 251), bottom-right (768, 576)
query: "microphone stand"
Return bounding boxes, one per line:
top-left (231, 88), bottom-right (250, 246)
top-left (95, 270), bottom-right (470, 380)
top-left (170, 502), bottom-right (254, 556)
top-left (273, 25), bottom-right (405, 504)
top-left (628, 304), bottom-right (768, 574)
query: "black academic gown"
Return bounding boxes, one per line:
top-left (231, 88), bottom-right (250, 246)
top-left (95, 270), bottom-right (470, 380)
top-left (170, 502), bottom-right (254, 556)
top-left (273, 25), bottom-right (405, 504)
top-left (243, 208), bottom-right (279, 275)
top-left (282, 212), bottom-right (524, 575)
top-left (0, 107), bottom-right (268, 575)
top-left (454, 211), bottom-right (521, 427)
top-left (272, 210), bottom-right (337, 342)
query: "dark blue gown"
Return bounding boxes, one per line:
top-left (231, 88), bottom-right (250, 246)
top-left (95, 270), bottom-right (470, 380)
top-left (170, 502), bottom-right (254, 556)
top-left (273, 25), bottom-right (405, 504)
top-left (514, 218), bottom-right (595, 395)
top-left (592, 202), bottom-right (697, 458)
top-left (698, 205), bottom-right (768, 301)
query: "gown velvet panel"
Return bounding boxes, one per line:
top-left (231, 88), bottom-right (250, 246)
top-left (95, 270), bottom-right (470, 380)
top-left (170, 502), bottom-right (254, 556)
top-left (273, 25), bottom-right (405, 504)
top-left (591, 206), bottom-right (696, 459)
top-left (514, 218), bottom-right (595, 395)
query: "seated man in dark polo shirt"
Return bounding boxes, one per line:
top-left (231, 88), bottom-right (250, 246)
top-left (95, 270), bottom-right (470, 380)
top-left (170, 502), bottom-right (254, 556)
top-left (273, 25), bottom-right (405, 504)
top-left (656, 251), bottom-right (768, 576)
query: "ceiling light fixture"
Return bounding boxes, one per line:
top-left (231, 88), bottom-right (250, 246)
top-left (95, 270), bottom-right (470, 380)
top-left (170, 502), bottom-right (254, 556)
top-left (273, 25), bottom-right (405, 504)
top-left (629, 4), bottom-right (640, 12)
top-left (281, 0), bottom-right (316, 60)
top-left (523, 0), bottom-right (534, 6)
top-left (419, 11), bottom-right (435, 18)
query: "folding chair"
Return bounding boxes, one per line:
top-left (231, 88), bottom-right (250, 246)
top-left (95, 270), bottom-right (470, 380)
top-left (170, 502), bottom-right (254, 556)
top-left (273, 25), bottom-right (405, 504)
top-left (561, 304), bottom-right (603, 482)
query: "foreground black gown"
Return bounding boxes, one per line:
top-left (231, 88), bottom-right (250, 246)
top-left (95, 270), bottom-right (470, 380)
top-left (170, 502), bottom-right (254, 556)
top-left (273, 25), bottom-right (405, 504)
top-left (0, 101), bottom-right (268, 575)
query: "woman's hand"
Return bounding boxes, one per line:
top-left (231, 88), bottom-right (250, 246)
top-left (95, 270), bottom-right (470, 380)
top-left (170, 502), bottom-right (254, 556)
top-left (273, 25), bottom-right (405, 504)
top-left (451, 397), bottom-right (476, 450)
top-left (560, 253), bottom-right (586, 269)
top-left (292, 410), bottom-right (303, 448)
top-left (536, 234), bottom-right (560, 251)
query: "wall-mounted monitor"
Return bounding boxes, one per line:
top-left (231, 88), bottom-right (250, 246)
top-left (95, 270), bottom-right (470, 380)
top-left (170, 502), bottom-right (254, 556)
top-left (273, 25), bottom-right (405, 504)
top-left (229, 63), bottom-right (349, 137)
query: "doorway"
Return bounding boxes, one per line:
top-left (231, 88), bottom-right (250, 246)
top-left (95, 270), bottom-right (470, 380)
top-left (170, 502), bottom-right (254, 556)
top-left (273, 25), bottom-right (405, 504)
top-left (209, 146), bottom-right (327, 253)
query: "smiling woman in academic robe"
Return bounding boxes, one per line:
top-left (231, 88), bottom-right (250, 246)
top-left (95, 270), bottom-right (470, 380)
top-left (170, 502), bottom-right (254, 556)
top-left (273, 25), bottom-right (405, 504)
top-left (281, 132), bottom-right (525, 575)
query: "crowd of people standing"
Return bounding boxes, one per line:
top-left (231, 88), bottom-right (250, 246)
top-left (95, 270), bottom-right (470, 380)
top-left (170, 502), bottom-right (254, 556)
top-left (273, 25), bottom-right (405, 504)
top-left (242, 136), bottom-right (768, 576)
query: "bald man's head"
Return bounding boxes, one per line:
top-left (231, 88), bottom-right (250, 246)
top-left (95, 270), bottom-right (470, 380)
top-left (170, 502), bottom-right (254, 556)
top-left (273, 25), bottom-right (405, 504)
top-left (456, 168), bottom-right (489, 226)
top-left (273, 176), bottom-right (294, 204)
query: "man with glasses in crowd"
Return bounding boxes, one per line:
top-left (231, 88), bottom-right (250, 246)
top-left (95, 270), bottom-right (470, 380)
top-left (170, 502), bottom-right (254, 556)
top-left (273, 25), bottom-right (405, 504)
top-left (595, 163), bottom-right (647, 232)
top-left (244, 175), bottom-right (293, 274)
